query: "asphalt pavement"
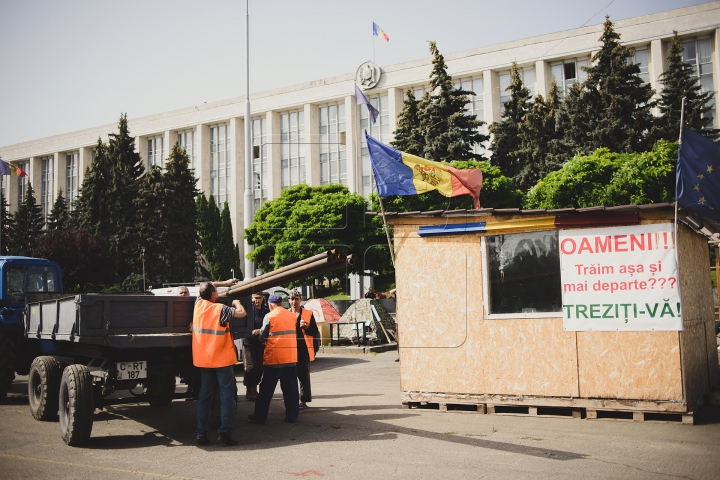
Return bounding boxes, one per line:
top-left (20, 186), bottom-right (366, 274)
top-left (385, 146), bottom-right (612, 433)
top-left (1, 351), bottom-right (720, 479)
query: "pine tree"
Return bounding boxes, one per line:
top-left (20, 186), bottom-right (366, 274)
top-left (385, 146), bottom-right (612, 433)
top-left (132, 165), bottom-right (168, 285)
top-left (164, 143), bottom-right (199, 283)
top-left (46, 190), bottom-right (70, 231)
top-left (218, 202), bottom-right (235, 280)
top-left (391, 89), bottom-right (425, 156)
top-left (107, 114), bottom-right (145, 285)
top-left (421, 41), bottom-right (487, 162)
top-left (75, 138), bottom-right (113, 237)
top-left (0, 190), bottom-right (13, 255)
top-left (8, 182), bottom-right (43, 255)
top-left (559, 16), bottom-right (655, 155)
top-left (653, 32), bottom-right (718, 141)
top-left (516, 79), bottom-right (565, 190)
top-left (197, 195), bottom-right (222, 280)
top-left (489, 63), bottom-right (532, 185)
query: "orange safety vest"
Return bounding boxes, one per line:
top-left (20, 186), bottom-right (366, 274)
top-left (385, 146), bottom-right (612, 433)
top-left (263, 307), bottom-right (298, 366)
top-left (192, 299), bottom-right (237, 368)
top-left (299, 308), bottom-right (315, 362)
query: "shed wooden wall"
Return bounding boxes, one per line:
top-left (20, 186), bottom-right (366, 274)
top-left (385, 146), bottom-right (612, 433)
top-left (394, 213), bottom-right (717, 409)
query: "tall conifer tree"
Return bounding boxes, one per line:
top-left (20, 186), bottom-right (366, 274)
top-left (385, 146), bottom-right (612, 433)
top-left (218, 202), bottom-right (236, 280)
top-left (75, 139), bottom-right (113, 237)
top-left (164, 143), bottom-right (199, 282)
top-left (46, 190), bottom-right (70, 231)
top-left (8, 182), bottom-right (43, 255)
top-left (0, 191), bottom-right (12, 255)
top-left (489, 63), bottom-right (532, 185)
top-left (558, 16), bottom-right (655, 155)
top-left (653, 32), bottom-right (718, 141)
top-left (132, 165), bottom-right (167, 285)
top-left (421, 41), bottom-right (487, 162)
top-left (391, 89), bottom-right (425, 156)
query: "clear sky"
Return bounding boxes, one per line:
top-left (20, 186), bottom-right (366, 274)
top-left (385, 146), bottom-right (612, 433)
top-left (0, 0), bottom-right (711, 147)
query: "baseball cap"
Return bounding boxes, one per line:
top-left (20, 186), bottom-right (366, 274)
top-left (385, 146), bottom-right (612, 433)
top-left (268, 294), bottom-right (283, 305)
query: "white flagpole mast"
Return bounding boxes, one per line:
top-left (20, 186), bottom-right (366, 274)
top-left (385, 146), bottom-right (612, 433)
top-left (675, 96), bottom-right (687, 232)
top-left (243, 0), bottom-right (254, 280)
top-left (376, 192), bottom-right (395, 267)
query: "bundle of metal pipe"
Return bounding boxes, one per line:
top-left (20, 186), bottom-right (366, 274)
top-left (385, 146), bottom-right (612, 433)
top-left (220, 250), bottom-right (354, 298)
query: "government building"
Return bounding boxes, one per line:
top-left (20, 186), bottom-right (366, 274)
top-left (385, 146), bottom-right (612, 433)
top-left (1, 2), bottom-right (718, 289)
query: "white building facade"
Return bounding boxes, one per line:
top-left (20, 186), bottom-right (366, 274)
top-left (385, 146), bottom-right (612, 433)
top-left (1, 2), bottom-right (719, 290)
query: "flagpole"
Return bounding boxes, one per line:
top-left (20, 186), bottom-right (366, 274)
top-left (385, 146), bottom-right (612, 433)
top-left (373, 33), bottom-right (376, 64)
top-left (675, 96), bottom-right (687, 233)
top-left (376, 192), bottom-right (395, 267)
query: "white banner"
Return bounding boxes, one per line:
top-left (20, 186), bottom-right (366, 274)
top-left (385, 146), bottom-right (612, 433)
top-left (560, 223), bottom-right (682, 331)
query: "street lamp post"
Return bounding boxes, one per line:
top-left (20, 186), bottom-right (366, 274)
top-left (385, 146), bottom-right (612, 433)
top-left (141, 247), bottom-right (146, 292)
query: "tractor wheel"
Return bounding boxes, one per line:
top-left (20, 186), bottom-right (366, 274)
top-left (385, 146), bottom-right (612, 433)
top-left (59, 365), bottom-right (94, 446)
top-left (28, 356), bottom-right (62, 420)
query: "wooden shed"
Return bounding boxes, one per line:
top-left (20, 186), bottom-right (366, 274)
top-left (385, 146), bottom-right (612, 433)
top-left (386, 204), bottom-right (719, 423)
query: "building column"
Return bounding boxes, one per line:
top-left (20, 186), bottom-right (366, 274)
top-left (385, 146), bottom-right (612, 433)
top-left (29, 156), bottom-right (41, 197)
top-left (535, 60), bottom-right (548, 98)
top-left (267, 111), bottom-right (281, 200)
top-left (6, 167), bottom-right (18, 212)
top-left (344, 95), bottom-right (358, 194)
top-left (483, 69), bottom-right (500, 126)
top-left (78, 146), bottom-right (92, 180)
top-left (713, 29), bottom-right (720, 121)
top-left (196, 124), bottom-right (211, 198)
top-left (163, 130), bottom-right (173, 164)
top-left (387, 87), bottom-right (403, 143)
top-left (229, 117), bottom-right (245, 251)
top-left (136, 136), bottom-right (148, 169)
top-left (53, 152), bottom-right (65, 201)
top-left (649, 38), bottom-right (665, 94)
top-left (305, 103), bottom-right (320, 186)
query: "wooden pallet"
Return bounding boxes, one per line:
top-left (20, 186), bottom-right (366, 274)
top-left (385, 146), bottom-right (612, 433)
top-left (586, 408), bottom-right (694, 424)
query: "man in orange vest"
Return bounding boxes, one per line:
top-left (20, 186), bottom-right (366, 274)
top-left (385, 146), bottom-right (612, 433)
top-left (248, 294), bottom-right (299, 424)
top-left (192, 282), bottom-right (247, 446)
top-left (289, 290), bottom-right (318, 410)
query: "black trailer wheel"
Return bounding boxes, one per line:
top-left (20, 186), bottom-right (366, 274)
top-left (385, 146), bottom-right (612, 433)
top-left (59, 365), bottom-right (94, 446)
top-left (146, 374), bottom-right (177, 407)
top-left (0, 334), bottom-right (17, 400)
top-left (28, 356), bottom-right (61, 420)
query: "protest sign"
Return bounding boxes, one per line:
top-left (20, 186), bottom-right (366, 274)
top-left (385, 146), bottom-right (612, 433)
top-left (560, 223), bottom-right (681, 331)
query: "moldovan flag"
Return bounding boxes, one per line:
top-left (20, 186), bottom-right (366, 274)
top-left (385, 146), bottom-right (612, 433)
top-left (0, 159), bottom-right (9, 176)
top-left (373, 22), bottom-right (389, 42)
top-left (366, 132), bottom-right (483, 208)
top-left (677, 128), bottom-right (720, 222)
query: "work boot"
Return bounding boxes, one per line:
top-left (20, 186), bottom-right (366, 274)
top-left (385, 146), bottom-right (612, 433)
top-left (218, 433), bottom-right (238, 446)
top-left (196, 435), bottom-right (211, 445)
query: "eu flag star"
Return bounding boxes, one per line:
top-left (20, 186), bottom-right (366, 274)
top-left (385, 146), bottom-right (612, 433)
top-left (699, 196), bottom-right (707, 205)
top-left (694, 184), bottom-right (700, 191)
top-left (708, 165), bottom-right (714, 174)
top-left (698, 173), bottom-right (706, 180)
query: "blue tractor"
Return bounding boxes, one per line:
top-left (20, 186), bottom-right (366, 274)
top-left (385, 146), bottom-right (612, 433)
top-left (0, 256), bottom-right (63, 399)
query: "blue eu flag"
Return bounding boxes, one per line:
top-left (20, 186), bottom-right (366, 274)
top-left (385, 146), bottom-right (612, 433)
top-left (677, 129), bottom-right (720, 222)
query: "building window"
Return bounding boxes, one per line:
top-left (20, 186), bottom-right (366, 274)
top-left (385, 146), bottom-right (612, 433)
top-left (177, 130), bottom-right (196, 167)
top-left (210, 124), bottom-right (231, 206)
top-left (16, 160), bottom-right (29, 205)
top-left (485, 231), bottom-right (562, 315)
top-left (147, 135), bottom-right (164, 168)
top-left (498, 67), bottom-right (535, 105)
top-left (684, 38), bottom-right (715, 128)
top-left (627, 48), bottom-right (650, 84)
top-left (360, 94), bottom-right (389, 197)
top-left (65, 152), bottom-right (79, 208)
top-left (319, 103), bottom-right (347, 186)
top-left (412, 85), bottom-right (431, 99)
top-left (40, 156), bottom-right (54, 224)
top-left (252, 117), bottom-right (268, 210)
top-left (551, 57), bottom-right (589, 96)
top-left (455, 76), bottom-right (486, 153)
top-left (280, 110), bottom-right (306, 189)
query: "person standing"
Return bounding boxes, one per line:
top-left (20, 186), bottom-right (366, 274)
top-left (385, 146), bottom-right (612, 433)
top-left (244, 292), bottom-right (269, 400)
top-left (248, 295), bottom-right (299, 424)
top-left (289, 290), bottom-right (318, 410)
top-left (192, 282), bottom-right (247, 446)
top-left (364, 287), bottom-right (376, 299)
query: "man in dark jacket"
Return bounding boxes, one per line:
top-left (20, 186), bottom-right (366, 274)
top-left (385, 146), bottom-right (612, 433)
top-left (289, 290), bottom-right (318, 410)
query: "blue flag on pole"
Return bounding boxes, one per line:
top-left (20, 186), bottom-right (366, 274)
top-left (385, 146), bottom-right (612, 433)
top-left (677, 128), bottom-right (720, 222)
top-left (0, 159), bottom-right (10, 176)
top-left (355, 84), bottom-right (379, 124)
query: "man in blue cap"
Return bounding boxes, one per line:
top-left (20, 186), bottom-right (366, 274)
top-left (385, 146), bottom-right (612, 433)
top-left (248, 294), bottom-right (299, 424)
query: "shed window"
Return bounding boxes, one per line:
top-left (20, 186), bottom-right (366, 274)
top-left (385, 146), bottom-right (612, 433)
top-left (486, 231), bottom-right (562, 314)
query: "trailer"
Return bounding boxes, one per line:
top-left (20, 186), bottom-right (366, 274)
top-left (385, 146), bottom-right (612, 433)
top-left (24, 292), bottom-right (254, 445)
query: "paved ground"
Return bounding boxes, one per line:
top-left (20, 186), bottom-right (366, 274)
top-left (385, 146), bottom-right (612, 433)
top-left (1, 351), bottom-right (720, 479)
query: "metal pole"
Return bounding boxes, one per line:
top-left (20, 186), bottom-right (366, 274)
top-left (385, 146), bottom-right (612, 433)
top-left (243, 0), bottom-right (254, 280)
top-left (376, 194), bottom-right (395, 266)
top-left (142, 247), bottom-right (146, 292)
top-left (674, 97), bottom-right (686, 241)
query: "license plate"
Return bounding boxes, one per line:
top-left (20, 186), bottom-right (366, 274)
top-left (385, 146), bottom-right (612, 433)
top-left (117, 361), bottom-right (147, 380)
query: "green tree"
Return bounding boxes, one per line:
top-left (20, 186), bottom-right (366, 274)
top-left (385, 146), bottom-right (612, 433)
top-left (489, 63), bottom-right (532, 186)
top-left (0, 190), bottom-right (12, 255)
top-left (218, 202), bottom-right (236, 280)
top-left (246, 184), bottom-right (381, 279)
top-left (524, 142), bottom-right (678, 209)
top-left (421, 41), bottom-right (487, 162)
top-left (164, 143), bottom-right (199, 282)
top-left (132, 165), bottom-right (168, 285)
top-left (8, 182), bottom-right (43, 255)
top-left (46, 190), bottom-right (70, 231)
top-left (653, 32), bottom-right (718, 141)
top-left (391, 89), bottom-right (425, 156)
top-left (558, 16), bottom-right (655, 155)
top-left (196, 195), bottom-right (222, 280)
top-left (74, 138), bottom-right (113, 237)
top-left (516, 79), bottom-right (565, 190)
